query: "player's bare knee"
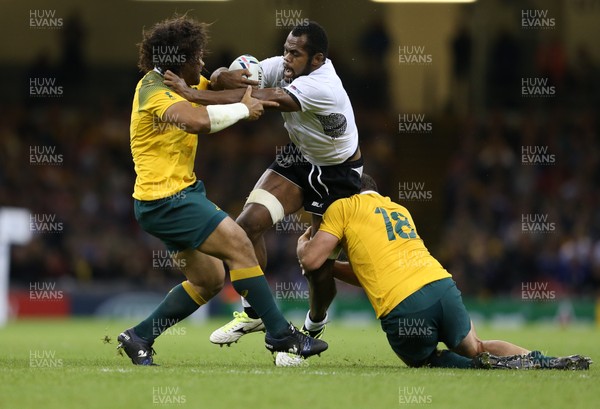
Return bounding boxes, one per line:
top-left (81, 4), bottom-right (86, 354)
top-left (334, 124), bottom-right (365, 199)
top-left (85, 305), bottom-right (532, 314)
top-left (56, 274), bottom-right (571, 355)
top-left (452, 331), bottom-right (478, 358)
top-left (221, 232), bottom-right (260, 268)
top-left (209, 275), bottom-right (225, 294)
top-left (234, 229), bottom-right (257, 256)
top-left (206, 281), bottom-right (224, 298)
top-left (468, 338), bottom-right (484, 357)
top-left (187, 274), bottom-right (224, 296)
top-left (240, 189), bottom-right (284, 240)
top-left (477, 339), bottom-right (491, 354)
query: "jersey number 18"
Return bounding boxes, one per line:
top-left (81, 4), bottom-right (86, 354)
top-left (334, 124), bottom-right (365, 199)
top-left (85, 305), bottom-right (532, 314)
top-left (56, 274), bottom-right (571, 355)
top-left (374, 207), bottom-right (417, 241)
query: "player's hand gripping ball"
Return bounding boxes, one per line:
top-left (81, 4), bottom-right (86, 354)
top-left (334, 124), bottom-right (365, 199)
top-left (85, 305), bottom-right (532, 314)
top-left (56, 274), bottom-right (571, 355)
top-left (228, 55), bottom-right (264, 88)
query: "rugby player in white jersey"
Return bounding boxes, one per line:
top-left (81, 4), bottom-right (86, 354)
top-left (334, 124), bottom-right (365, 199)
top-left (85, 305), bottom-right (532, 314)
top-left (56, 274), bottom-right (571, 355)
top-left (164, 21), bottom-right (362, 345)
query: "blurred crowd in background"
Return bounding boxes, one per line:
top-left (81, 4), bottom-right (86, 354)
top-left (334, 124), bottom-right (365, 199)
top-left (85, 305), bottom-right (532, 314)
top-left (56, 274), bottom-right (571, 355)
top-left (438, 107), bottom-right (600, 297)
top-left (1, 12), bottom-right (599, 299)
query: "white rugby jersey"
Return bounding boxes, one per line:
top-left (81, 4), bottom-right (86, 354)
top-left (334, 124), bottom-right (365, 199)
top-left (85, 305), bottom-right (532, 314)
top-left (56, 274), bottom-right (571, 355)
top-left (261, 56), bottom-right (359, 166)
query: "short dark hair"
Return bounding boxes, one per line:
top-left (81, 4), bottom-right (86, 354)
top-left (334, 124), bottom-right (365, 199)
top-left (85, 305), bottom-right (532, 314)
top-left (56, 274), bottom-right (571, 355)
top-left (291, 21), bottom-right (328, 59)
top-left (360, 173), bottom-right (378, 192)
top-left (137, 14), bottom-right (209, 74)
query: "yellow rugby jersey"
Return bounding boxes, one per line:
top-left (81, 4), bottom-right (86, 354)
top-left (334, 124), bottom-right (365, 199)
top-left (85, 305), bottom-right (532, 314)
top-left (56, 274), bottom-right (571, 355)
top-left (130, 70), bottom-right (210, 200)
top-left (319, 192), bottom-right (451, 318)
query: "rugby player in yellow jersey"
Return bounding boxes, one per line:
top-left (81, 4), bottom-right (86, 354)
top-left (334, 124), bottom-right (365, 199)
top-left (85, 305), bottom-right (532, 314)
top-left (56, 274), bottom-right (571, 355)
top-left (117, 15), bottom-right (327, 365)
top-left (293, 174), bottom-right (591, 370)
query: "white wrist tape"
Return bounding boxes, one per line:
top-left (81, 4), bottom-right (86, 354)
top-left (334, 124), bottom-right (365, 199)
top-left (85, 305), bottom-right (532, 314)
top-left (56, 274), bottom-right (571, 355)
top-left (206, 103), bottom-right (249, 133)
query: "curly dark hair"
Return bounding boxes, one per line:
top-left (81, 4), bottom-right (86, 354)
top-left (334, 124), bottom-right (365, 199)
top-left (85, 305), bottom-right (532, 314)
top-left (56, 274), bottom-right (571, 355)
top-left (291, 21), bottom-right (328, 59)
top-left (360, 173), bottom-right (378, 192)
top-left (137, 14), bottom-right (209, 74)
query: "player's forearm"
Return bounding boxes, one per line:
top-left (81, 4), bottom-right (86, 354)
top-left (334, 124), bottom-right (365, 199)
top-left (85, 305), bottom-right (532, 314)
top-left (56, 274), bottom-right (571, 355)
top-left (163, 101), bottom-right (249, 134)
top-left (251, 88), bottom-right (300, 112)
top-left (297, 229), bottom-right (342, 272)
top-left (205, 103), bottom-right (250, 133)
top-left (175, 83), bottom-right (296, 111)
top-left (297, 241), bottom-right (327, 272)
top-left (188, 89), bottom-right (247, 105)
top-left (297, 241), bottom-right (315, 271)
top-left (200, 88), bottom-right (298, 112)
top-left (333, 261), bottom-right (361, 287)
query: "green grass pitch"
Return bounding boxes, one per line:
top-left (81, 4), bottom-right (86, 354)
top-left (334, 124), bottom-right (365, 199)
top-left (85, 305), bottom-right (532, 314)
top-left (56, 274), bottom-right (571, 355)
top-left (0, 319), bottom-right (597, 409)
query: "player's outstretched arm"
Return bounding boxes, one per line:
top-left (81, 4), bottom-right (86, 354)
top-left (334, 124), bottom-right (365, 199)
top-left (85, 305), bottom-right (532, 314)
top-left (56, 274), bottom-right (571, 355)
top-left (251, 88), bottom-right (301, 112)
top-left (240, 86), bottom-right (280, 120)
top-left (161, 86), bottom-right (276, 133)
top-left (164, 70), bottom-right (300, 112)
top-left (164, 69), bottom-right (243, 104)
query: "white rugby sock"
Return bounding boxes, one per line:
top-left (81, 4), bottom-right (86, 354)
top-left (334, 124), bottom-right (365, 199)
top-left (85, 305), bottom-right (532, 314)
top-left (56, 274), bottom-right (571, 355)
top-left (304, 311), bottom-right (328, 331)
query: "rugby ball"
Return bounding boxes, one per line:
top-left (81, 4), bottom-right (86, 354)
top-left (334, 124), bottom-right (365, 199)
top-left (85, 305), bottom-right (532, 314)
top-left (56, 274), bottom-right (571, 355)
top-left (228, 54), bottom-right (264, 88)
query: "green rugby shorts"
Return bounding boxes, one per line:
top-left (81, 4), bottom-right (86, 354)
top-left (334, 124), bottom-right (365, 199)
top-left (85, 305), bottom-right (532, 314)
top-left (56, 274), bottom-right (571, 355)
top-left (379, 278), bottom-right (471, 367)
top-left (134, 180), bottom-right (228, 252)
